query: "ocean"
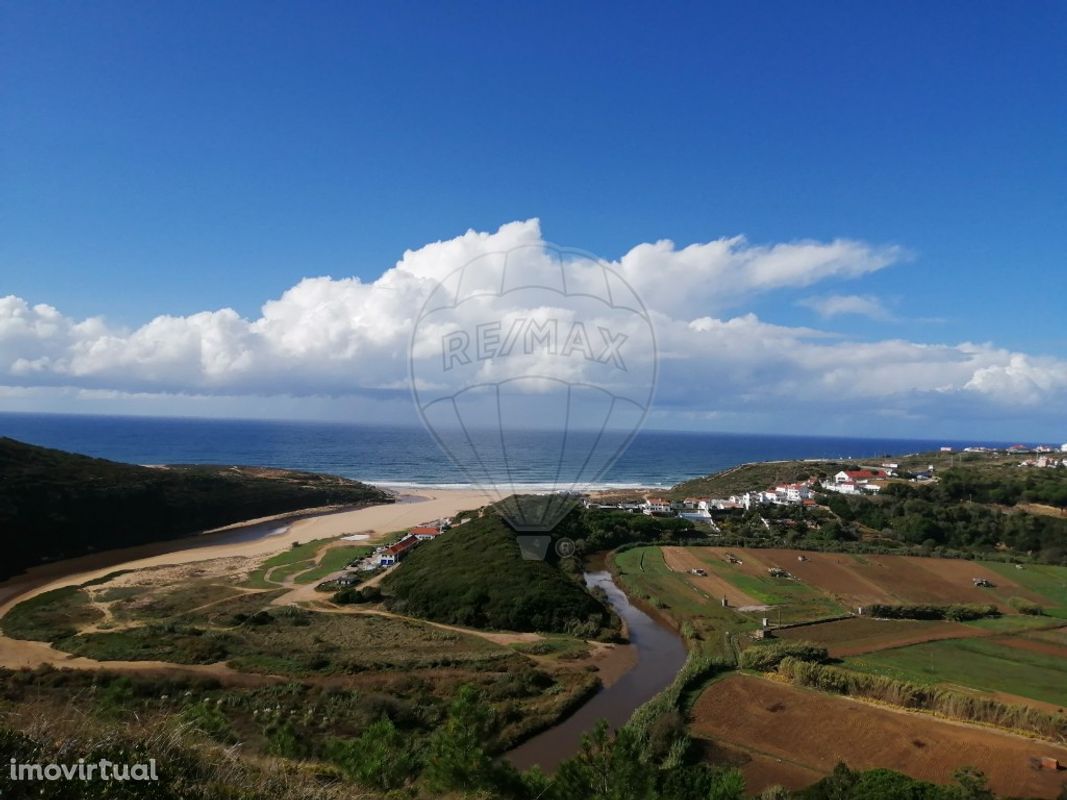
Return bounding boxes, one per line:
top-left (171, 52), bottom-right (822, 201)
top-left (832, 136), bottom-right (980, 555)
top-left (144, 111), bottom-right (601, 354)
top-left (0, 412), bottom-right (1015, 490)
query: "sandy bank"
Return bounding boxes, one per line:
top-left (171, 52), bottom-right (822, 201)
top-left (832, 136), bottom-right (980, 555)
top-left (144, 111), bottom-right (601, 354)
top-left (0, 487), bottom-right (488, 626)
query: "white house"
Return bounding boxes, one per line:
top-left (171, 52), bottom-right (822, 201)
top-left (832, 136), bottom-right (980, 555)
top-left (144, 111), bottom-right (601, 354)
top-left (775, 483), bottom-right (813, 504)
top-left (834, 469), bottom-right (882, 484)
top-left (732, 491), bottom-right (773, 510)
top-left (642, 496), bottom-right (672, 515)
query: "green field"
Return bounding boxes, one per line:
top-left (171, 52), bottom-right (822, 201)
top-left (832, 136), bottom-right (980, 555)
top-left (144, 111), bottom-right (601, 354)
top-left (243, 538), bottom-right (335, 588)
top-left (613, 546), bottom-right (755, 657)
top-left (986, 562), bottom-right (1067, 618)
top-left (696, 554), bottom-right (844, 623)
top-left (962, 614), bottom-right (1057, 633)
top-left (845, 637), bottom-right (1067, 707)
top-left (293, 544), bottom-right (372, 584)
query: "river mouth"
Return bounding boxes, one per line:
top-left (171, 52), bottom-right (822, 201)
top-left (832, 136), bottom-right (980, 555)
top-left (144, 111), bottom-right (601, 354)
top-left (505, 569), bottom-right (687, 772)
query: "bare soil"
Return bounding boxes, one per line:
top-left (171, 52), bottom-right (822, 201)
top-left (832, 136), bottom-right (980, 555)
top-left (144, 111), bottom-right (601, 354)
top-left (690, 674), bottom-right (1067, 798)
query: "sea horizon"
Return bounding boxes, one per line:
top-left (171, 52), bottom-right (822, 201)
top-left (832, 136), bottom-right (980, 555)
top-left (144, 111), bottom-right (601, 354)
top-left (0, 410), bottom-right (1036, 490)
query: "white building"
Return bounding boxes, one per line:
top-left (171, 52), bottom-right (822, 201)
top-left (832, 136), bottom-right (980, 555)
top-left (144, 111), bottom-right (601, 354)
top-left (642, 496), bottom-right (672, 515)
top-left (732, 491), bottom-right (770, 511)
top-left (775, 483), bottom-right (813, 504)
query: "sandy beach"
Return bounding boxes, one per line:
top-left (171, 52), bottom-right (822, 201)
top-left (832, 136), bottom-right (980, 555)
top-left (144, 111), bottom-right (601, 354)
top-left (0, 487), bottom-right (488, 626)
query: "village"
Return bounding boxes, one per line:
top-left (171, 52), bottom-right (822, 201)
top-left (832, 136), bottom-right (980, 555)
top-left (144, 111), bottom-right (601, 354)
top-left (585, 441), bottom-right (1067, 527)
top-left (584, 466), bottom-right (897, 526)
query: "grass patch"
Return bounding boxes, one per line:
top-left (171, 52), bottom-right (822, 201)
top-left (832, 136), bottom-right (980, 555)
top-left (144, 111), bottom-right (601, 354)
top-left (2, 586), bottom-right (103, 641)
top-left (613, 547), bottom-right (755, 657)
top-left (263, 560), bottom-right (314, 585)
top-left (963, 614), bottom-right (1058, 633)
top-left (699, 555), bottom-right (844, 622)
top-left (510, 636), bottom-right (591, 660)
top-left (845, 637), bottom-right (1067, 707)
top-left (293, 545), bottom-right (372, 584)
top-left (243, 538), bottom-right (334, 588)
top-left (986, 562), bottom-right (1067, 617)
top-left (111, 583), bottom-right (244, 623)
top-left (59, 625), bottom-right (233, 664)
top-left (54, 593), bottom-right (510, 676)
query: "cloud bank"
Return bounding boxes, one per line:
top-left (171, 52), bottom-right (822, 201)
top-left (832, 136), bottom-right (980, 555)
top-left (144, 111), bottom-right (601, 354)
top-left (2, 219), bottom-right (1065, 438)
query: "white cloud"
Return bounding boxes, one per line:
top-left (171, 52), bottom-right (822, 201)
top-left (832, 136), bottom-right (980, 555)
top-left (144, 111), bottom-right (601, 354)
top-left (1, 219), bottom-right (1065, 435)
top-left (798, 293), bottom-right (894, 320)
top-left (616, 236), bottom-right (903, 317)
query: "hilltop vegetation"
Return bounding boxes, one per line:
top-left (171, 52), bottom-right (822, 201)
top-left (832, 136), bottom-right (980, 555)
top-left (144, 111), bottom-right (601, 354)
top-left (0, 437), bottom-right (390, 579)
top-left (382, 511), bottom-right (614, 635)
top-left (827, 474), bottom-right (1067, 561)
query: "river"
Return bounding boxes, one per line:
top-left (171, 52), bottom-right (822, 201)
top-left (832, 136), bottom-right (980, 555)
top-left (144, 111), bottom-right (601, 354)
top-left (506, 570), bottom-right (687, 772)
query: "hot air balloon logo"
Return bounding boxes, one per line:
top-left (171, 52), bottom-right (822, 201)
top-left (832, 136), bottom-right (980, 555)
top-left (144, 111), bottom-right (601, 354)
top-left (410, 243), bottom-right (657, 533)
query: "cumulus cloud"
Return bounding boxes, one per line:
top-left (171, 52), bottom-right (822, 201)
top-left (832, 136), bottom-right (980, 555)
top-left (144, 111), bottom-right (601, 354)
top-left (1, 219), bottom-right (1065, 434)
top-left (798, 293), bottom-right (895, 320)
top-left (616, 236), bottom-right (903, 317)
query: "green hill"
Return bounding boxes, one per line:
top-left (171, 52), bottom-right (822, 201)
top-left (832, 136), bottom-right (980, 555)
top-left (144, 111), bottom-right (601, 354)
top-left (381, 512), bottom-right (612, 635)
top-left (669, 459), bottom-right (845, 499)
top-left (0, 437), bottom-right (391, 580)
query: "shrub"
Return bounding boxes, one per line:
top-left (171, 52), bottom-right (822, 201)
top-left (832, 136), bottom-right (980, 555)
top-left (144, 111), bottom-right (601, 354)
top-left (1008, 597), bottom-right (1044, 616)
top-left (739, 641), bottom-right (828, 672)
top-left (382, 513), bottom-right (611, 634)
top-left (627, 654), bottom-right (730, 765)
top-left (863, 603), bottom-right (997, 621)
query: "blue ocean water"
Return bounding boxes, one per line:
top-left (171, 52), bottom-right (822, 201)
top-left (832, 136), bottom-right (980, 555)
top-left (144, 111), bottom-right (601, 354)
top-left (0, 412), bottom-right (1014, 489)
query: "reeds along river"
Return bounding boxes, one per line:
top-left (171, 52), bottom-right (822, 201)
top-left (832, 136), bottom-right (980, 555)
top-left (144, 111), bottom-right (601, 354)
top-left (505, 570), bottom-right (687, 772)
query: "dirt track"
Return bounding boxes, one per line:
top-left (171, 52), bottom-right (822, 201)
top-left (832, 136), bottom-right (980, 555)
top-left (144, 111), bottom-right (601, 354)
top-left (691, 674), bottom-right (1067, 798)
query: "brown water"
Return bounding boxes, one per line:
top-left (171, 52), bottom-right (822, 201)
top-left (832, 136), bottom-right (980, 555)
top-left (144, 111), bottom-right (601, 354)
top-left (506, 570), bottom-right (687, 772)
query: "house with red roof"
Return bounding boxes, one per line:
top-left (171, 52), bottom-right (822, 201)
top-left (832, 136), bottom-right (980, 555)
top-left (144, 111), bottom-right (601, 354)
top-left (377, 534), bottom-right (419, 567)
top-left (834, 469), bottom-right (886, 484)
top-left (410, 526), bottom-right (442, 541)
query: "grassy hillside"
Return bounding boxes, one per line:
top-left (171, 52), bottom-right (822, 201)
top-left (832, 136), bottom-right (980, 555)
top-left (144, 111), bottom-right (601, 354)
top-left (670, 459), bottom-right (845, 499)
top-left (382, 512), bottom-right (613, 635)
top-left (0, 437), bottom-right (391, 579)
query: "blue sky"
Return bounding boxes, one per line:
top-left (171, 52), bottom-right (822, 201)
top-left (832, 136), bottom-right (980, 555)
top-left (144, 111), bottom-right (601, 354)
top-left (2, 2), bottom-right (1066, 439)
